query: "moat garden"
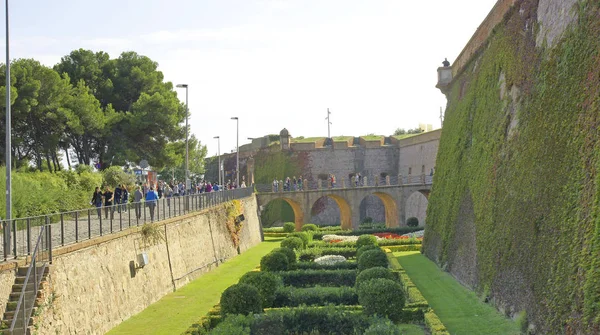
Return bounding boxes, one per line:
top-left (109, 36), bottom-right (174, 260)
top-left (108, 223), bottom-right (520, 335)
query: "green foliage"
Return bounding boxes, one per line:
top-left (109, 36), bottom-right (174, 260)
top-left (361, 217), bottom-right (373, 224)
top-left (280, 237), bottom-right (304, 251)
top-left (252, 151), bottom-right (303, 184)
top-left (312, 227), bottom-right (421, 240)
top-left (277, 269), bottom-right (357, 287)
top-left (406, 217), bottom-right (419, 227)
top-left (102, 166), bottom-right (136, 188)
top-left (238, 271), bottom-right (283, 308)
top-left (219, 284), bottom-right (262, 317)
top-left (292, 261), bottom-right (357, 271)
top-left (298, 247), bottom-right (357, 261)
top-left (273, 286), bottom-right (358, 307)
top-left (356, 245), bottom-right (381, 259)
top-left (516, 311), bottom-right (528, 334)
top-left (270, 247), bottom-right (297, 265)
top-left (261, 200), bottom-right (295, 228)
top-left (358, 249), bottom-right (388, 272)
top-left (301, 223), bottom-right (318, 232)
top-left (355, 267), bottom-right (397, 290)
top-left (424, 310), bottom-right (449, 335)
top-left (357, 278), bottom-right (405, 322)
top-left (210, 314), bottom-right (252, 335)
top-left (364, 319), bottom-right (404, 335)
top-left (260, 252), bottom-right (289, 272)
top-left (356, 235), bottom-right (378, 249)
top-left (288, 232), bottom-right (311, 248)
top-left (282, 222), bottom-right (296, 233)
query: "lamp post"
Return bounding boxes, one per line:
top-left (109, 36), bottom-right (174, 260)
top-left (4, 0), bottom-right (11, 259)
top-left (213, 136), bottom-right (221, 187)
top-left (176, 84), bottom-right (189, 193)
top-left (231, 117), bottom-right (239, 187)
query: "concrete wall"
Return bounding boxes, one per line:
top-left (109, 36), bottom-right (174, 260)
top-left (23, 196), bottom-right (262, 335)
top-left (398, 129), bottom-right (441, 177)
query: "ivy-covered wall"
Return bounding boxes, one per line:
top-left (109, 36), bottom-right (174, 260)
top-left (424, 0), bottom-right (600, 333)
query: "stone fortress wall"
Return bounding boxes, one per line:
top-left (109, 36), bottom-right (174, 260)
top-left (0, 196), bottom-right (262, 334)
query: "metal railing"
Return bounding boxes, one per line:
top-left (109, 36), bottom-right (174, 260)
top-left (9, 225), bottom-right (50, 334)
top-left (255, 174), bottom-right (433, 193)
top-left (1, 187), bottom-right (254, 262)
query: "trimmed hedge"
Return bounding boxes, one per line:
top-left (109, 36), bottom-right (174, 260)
top-left (272, 286), bottom-right (358, 307)
top-left (357, 278), bottom-right (405, 322)
top-left (425, 309), bottom-right (450, 335)
top-left (301, 223), bottom-right (318, 232)
top-left (383, 244), bottom-right (422, 252)
top-left (288, 231), bottom-right (312, 247)
top-left (356, 234), bottom-right (378, 249)
top-left (271, 247), bottom-right (296, 265)
top-left (298, 247), bottom-right (357, 261)
top-left (356, 245), bottom-right (381, 259)
top-left (364, 319), bottom-right (405, 335)
top-left (260, 252), bottom-right (289, 272)
top-left (277, 269), bottom-right (357, 287)
top-left (220, 284), bottom-right (262, 316)
top-left (355, 267), bottom-right (397, 290)
top-left (280, 237), bottom-right (304, 251)
top-left (312, 227), bottom-right (422, 240)
top-left (358, 249), bottom-right (388, 272)
top-left (263, 232), bottom-right (288, 238)
top-left (292, 261), bottom-right (357, 271)
top-left (282, 222), bottom-right (295, 233)
top-left (238, 271), bottom-right (283, 308)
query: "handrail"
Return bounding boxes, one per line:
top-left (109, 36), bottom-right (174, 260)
top-left (9, 225), bottom-right (48, 334)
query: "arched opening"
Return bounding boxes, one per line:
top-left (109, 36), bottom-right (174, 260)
top-left (310, 195), bottom-right (352, 230)
top-left (373, 192), bottom-right (399, 228)
top-left (359, 192), bottom-right (399, 228)
top-left (260, 198), bottom-right (304, 230)
top-left (405, 191), bottom-right (429, 227)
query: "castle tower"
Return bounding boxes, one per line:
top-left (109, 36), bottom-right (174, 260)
top-left (280, 128), bottom-right (291, 150)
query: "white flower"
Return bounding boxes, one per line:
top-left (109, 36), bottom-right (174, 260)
top-left (401, 230), bottom-right (425, 238)
top-left (314, 255), bottom-right (347, 265)
top-left (322, 234), bottom-right (381, 243)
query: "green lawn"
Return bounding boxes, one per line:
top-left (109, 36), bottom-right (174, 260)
top-left (392, 133), bottom-right (419, 140)
top-left (292, 136), bottom-right (326, 143)
top-left (395, 252), bottom-right (520, 335)
top-left (332, 136), bottom-right (353, 141)
top-left (361, 135), bottom-right (383, 141)
top-left (107, 238), bottom-right (282, 335)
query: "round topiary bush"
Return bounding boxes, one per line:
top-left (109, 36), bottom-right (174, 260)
top-left (301, 223), bottom-right (318, 232)
top-left (238, 271), bottom-right (283, 308)
top-left (356, 245), bottom-right (380, 259)
top-left (364, 319), bottom-right (403, 335)
top-left (283, 222), bottom-right (296, 233)
top-left (288, 232), bottom-right (310, 248)
top-left (271, 247), bottom-right (296, 265)
top-left (357, 278), bottom-right (405, 321)
top-left (220, 283), bottom-right (263, 316)
top-left (356, 234), bottom-right (378, 249)
top-left (406, 217), bottom-right (419, 227)
top-left (355, 266), bottom-right (397, 290)
top-left (358, 249), bottom-right (388, 272)
top-left (281, 236), bottom-right (304, 251)
top-left (260, 251), bottom-right (289, 272)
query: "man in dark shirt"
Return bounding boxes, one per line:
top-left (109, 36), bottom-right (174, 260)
top-left (114, 185), bottom-right (122, 213)
top-left (103, 186), bottom-right (114, 219)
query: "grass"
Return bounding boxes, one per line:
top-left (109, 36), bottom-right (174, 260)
top-left (397, 324), bottom-right (426, 334)
top-left (392, 133), bottom-right (419, 140)
top-left (361, 135), bottom-right (383, 141)
top-left (107, 237), bottom-right (283, 335)
top-left (292, 137), bottom-right (325, 143)
top-left (395, 252), bottom-right (520, 335)
top-left (332, 136), bottom-right (353, 141)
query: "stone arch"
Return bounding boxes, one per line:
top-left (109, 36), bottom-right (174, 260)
top-left (310, 195), bottom-right (353, 230)
top-left (405, 191), bottom-right (429, 227)
top-left (261, 197), bottom-right (304, 231)
top-left (371, 192), bottom-right (399, 228)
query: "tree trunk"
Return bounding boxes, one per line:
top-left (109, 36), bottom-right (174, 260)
top-left (45, 152), bottom-right (53, 172)
top-left (65, 147), bottom-right (71, 170)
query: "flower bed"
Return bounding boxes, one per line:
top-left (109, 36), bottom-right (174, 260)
top-left (314, 255), bottom-right (346, 265)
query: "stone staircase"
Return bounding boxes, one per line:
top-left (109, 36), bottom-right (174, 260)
top-left (0, 266), bottom-right (50, 335)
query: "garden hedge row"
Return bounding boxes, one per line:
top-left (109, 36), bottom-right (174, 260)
top-left (312, 227), bottom-right (421, 240)
top-left (277, 269), bottom-right (357, 287)
top-left (291, 261), bottom-right (357, 270)
top-left (297, 247), bottom-right (356, 261)
top-left (383, 244), bottom-right (422, 252)
top-left (272, 286), bottom-right (358, 307)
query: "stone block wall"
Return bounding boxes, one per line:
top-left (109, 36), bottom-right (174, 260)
top-left (12, 196), bottom-right (262, 335)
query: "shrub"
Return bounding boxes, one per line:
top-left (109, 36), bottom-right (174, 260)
top-left (358, 249), bottom-right (388, 272)
top-left (271, 247), bottom-right (296, 265)
top-left (355, 267), bottom-right (397, 290)
top-left (273, 286), bottom-right (358, 307)
top-left (358, 278), bottom-right (405, 321)
top-left (312, 227), bottom-right (421, 240)
top-left (362, 217), bottom-right (373, 224)
top-left (356, 245), bottom-right (381, 259)
top-left (278, 269), bottom-right (357, 287)
top-left (288, 232), bottom-right (311, 247)
top-left (364, 319), bottom-right (404, 335)
top-left (260, 252), bottom-right (289, 272)
top-left (282, 222), bottom-right (296, 233)
top-left (280, 237), bottom-right (304, 251)
top-left (292, 261), bottom-right (358, 271)
top-left (301, 223), bottom-right (318, 232)
top-left (220, 284), bottom-right (263, 316)
top-left (424, 310), bottom-right (449, 334)
top-left (298, 247), bottom-right (357, 261)
top-left (239, 271), bottom-right (283, 308)
top-left (356, 234), bottom-right (378, 249)
top-left (210, 314), bottom-right (252, 335)
top-left (406, 217), bottom-right (419, 227)
top-left (314, 255), bottom-right (346, 265)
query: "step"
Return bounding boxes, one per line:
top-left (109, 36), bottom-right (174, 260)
top-left (8, 291), bottom-right (37, 302)
top-left (16, 266), bottom-right (49, 277)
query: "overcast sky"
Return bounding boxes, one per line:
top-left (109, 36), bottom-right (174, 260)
top-left (3, 0), bottom-right (498, 158)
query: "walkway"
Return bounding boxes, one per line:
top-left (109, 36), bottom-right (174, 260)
top-left (106, 237), bottom-right (282, 335)
top-left (395, 252), bottom-right (520, 335)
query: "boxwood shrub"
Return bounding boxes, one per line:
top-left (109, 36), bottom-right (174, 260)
top-left (220, 284), bottom-right (263, 317)
top-left (356, 234), bottom-right (378, 249)
top-left (288, 232), bottom-right (311, 247)
top-left (271, 247), bottom-right (296, 265)
top-left (364, 318), bottom-right (404, 335)
top-left (238, 271), bottom-right (283, 308)
top-left (301, 223), bottom-right (318, 232)
top-left (292, 261), bottom-right (357, 270)
top-left (273, 286), bottom-right (358, 307)
top-left (260, 252), bottom-right (289, 272)
top-left (355, 266), bottom-right (397, 290)
top-left (282, 222), bottom-right (295, 233)
top-left (280, 236), bottom-right (304, 250)
top-left (312, 227), bottom-right (422, 240)
top-left (277, 269), bottom-right (357, 287)
top-left (357, 249), bottom-right (388, 272)
top-left (356, 245), bottom-right (381, 259)
top-left (357, 278), bottom-right (405, 321)
top-left (298, 247), bottom-right (357, 261)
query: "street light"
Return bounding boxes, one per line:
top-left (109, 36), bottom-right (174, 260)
top-left (176, 84), bottom-right (189, 192)
top-left (231, 117), bottom-right (239, 187)
top-left (4, 0), bottom-right (11, 259)
top-left (213, 136), bottom-right (222, 187)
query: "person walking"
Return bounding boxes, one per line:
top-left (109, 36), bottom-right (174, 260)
top-left (114, 184), bottom-right (122, 213)
top-left (103, 186), bottom-right (114, 219)
top-left (121, 185), bottom-right (129, 212)
top-left (145, 186), bottom-right (159, 222)
top-left (134, 186), bottom-right (144, 220)
top-left (91, 187), bottom-right (103, 218)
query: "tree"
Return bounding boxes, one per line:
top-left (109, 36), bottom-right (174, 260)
top-left (393, 128), bottom-right (424, 136)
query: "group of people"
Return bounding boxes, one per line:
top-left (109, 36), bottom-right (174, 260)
top-left (273, 176), bottom-right (304, 192)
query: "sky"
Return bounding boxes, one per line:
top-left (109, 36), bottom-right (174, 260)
top-left (3, 0), bottom-right (499, 158)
